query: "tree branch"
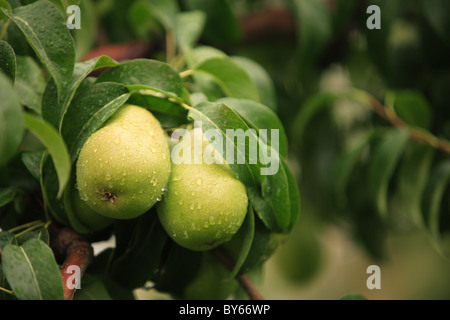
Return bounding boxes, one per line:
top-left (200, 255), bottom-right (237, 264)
top-left (210, 247), bottom-right (264, 301)
top-left (49, 225), bottom-right (94, 300)
top-left (352, 89), bottom-right (450, 155)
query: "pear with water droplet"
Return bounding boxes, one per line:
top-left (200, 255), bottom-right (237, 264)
top-left (157, 128), bottom-right (248, 251)
top-left (76, 104), bottom-right (171, 219)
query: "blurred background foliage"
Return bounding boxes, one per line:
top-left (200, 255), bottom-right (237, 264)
top-left (11, 0), bottom-right (450, 299)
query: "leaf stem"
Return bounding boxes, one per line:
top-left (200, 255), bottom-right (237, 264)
top-left (8, 220), bottom-right (43, 233)
top-left (14, 222), bottom-right (46, 238)
top-left (0, 286), bottom-right (14, 296)
top-left (0, 19), bottom-right (10, 41)
top-left (179, 69), bottom-right (194, 78)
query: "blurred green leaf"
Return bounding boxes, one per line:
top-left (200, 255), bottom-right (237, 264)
top-left (0, 188), bottom-right (16, 207)
top-left (182, 0), bottom-right (241, 44)
top-left (0, 72), bottom-right (23, 167)
top-left (2, 238), bottom-right (64, 300)
top-left (24, 113), bottom-right (71, 198)
top-left (14, 56), bottom-right (45, 114)
top-left (194, 56), bottom-right (260, 102)
top-left (369, 128), bottom-right (411, 219)
top-left (291, 0), bottom-right (332, 66)
top-left (0, 0), bottom-right (11, 20)
top-left (392, 143), bottom-right (434, 229)
top-left (232, 56), bottom-right (277, 112)
top-left (423, 0), bottom-right (450, 45)
top-left (0, 40), bottom-right (16, 81)
top-left (391, 90), bottom-right (432, 129)
top-left (339, 293), bottom-right (368, 300)
top-left (422, 161), bottom-right (450, 243)
top-left (175, 10), bottom-right (206, 49)
top-left (2, 0), bottom-right (75, 97)
top-left (72, 0), bottom-right (96, 60)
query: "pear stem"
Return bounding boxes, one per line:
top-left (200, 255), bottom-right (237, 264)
top-left (210, 247), bottom-right (265, 300)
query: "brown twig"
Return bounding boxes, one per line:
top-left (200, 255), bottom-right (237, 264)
top-left (49, 225), bottom-right (94, 300)
top-left (210, 247), bottom-right (264, 300)
top-left (353, 89), bottom-right (450, 155)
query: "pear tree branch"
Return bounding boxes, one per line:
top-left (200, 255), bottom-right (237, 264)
top-left (210, 247), bottom-right (265, 301)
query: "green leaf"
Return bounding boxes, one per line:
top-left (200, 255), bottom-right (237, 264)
top-left (0, 0), bottom-right (11, 20)
top-left (0, 187), bottom-right (17, 207)
top-left (183, 0), bottom-right (242, 44)
top-left (282, 158), bottom-right (301, 230)
top-left (144, 0), bottom-right (179, 31)
top-left (21, 150), bottom-right (46, 181)
top-left (0, 40), bottom-right (16, 81)
top-left (391, 90), bottom-right (432, 129)
top-left (175, 10), bottom-right (206, 49)
top-left (96, 59), bottom-right (183, 97)
top-left (110, 212), bottom-right (168, 289)
top-left (291, 92), bottom-right (340, 145)
top-left (217, 97), bottom-right (288, 158)
top-left (24, 113), bottom-right (71, 198)
top-left (232, 56), bottom-right (277, 111)
top-left (41, 155), bottom-right (69, 225)
top-left (2, 238), bottom-right (64, 300)
top-left (194, 56), bottom-right (260, 102)
top-left (2, 0), bottom-right (75, 97)
top-left (291, 0), bottom-right (332, 65)
top-left (392, 143), bottom-right (434, 228)
top-left (41, 55), bottom-right (119, 131)
top-left (333, 130), bottom-right (376, 206)
top-left (228, 205), bottom-right (255, 279)
top-left (14, 56), bottom-right (45, 114)
top-left (60, 81), bottom-right (130, 163)
top-left (369, 128), bottom-right (411, 218)
top-left (422, 161), bottom-right (450, 243)
top-left (0, 71), bottom-right (23, 167)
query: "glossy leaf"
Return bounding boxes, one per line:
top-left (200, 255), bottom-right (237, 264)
top-left (2, 238), bottom-right (64, 300)
top-left (2, 0), bottom-right (75, 96)
top-left (96, 59), bottom-right (183, 97)
top-left (217, 97), bottom-right (288, 158)
top-left (24, 113), bottom-right (71, 198)
top-left (41, 55), bottom-right (119, 131)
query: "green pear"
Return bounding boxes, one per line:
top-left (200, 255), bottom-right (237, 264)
top-left (175, 252), bottom-right (238, 300)
top-left (76, 104), bottom-right (171, 220)
top-left (157, 128), bottom-right (248, 251)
